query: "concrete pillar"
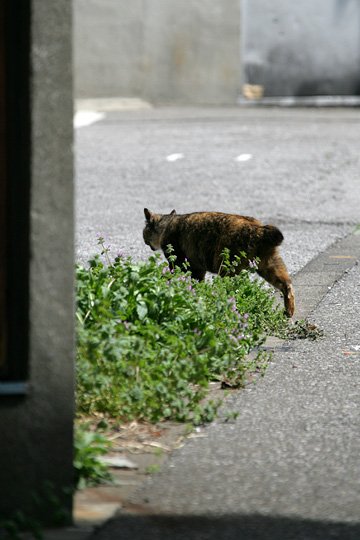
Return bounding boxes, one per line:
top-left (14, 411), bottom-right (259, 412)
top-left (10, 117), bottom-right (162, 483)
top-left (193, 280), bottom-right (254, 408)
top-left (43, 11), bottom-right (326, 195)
top-left (0, 0), bottom-right (74, 523)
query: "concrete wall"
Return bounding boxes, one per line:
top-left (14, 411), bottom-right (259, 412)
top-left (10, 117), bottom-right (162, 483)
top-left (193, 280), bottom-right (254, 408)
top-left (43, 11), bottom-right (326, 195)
top-left (74, 0), bottom-right (242, 104)
top-left (0, 0), bottom-right (74, 522)
top-left (242, 0), bottom-right (360, 96)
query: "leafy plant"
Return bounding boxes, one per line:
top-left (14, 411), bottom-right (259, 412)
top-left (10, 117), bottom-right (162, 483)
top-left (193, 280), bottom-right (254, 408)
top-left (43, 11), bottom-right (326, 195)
top-left (74, 425), bottom-right (113, 489)
top-left (75, 240), bottom-right (290, 423)
top-left (0, 482), bottom-right (71, 539)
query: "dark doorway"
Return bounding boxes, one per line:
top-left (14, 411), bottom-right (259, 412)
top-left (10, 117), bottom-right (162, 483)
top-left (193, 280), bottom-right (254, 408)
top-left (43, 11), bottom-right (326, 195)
top-left (0, 0), bottom-right (31, 390)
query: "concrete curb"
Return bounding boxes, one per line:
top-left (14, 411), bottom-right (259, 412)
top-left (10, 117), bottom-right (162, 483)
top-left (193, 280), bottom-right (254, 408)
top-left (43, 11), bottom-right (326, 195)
top-left (263, 227), bottom-right (360, 355)
top-left (238, 95), bottom-right (360, 108)
top-left (75, 98), bottom-right (153, 112)
top-left (291, 227), bottom-right (360, 320)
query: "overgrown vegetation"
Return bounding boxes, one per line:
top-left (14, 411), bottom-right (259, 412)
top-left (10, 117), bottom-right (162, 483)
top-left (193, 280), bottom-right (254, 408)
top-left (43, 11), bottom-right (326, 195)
top-left (76, 240), bottom-right (290, 424)
top-left (74, 425), bottom-right (113, 489)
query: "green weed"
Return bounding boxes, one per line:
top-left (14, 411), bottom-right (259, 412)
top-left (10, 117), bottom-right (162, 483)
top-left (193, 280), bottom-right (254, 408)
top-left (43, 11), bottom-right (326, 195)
top-left (76, 242), bottom-right (289, 423)
top-left (74, 425), bottom-right (113, 489)
top-left (145, 464), bottom-right (161, 475)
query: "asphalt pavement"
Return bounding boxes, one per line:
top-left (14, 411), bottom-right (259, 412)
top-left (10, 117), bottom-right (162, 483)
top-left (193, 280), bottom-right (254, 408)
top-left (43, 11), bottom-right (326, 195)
top-left (75, 106), bottom-right (359, 270)
top-left (74, 106), bottom-right (360, 539)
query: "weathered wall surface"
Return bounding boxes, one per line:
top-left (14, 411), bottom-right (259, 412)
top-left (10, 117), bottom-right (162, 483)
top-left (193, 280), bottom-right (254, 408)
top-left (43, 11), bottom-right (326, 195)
top-left (242, 0), bottom-right (360, 97)
top-left (74, 0), bottom-right (145, 99)
top-left (0, 0), bottom-right (74, 521)
top-left (74, 0), bottom-right (360, 102)
top-left (74, 0), bottom-right (242, 104)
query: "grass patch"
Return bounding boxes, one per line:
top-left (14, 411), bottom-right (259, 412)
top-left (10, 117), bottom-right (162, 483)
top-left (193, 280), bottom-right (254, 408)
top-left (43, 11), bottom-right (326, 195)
top-left (76, 241), bottom-right (290, 424)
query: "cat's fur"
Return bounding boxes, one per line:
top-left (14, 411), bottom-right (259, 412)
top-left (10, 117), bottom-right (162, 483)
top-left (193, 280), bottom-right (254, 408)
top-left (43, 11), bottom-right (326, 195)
top-left (143, 208), bottom-right (295, 317)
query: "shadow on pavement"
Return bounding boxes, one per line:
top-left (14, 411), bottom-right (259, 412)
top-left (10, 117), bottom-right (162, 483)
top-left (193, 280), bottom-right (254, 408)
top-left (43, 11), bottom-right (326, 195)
top-left (91, 513), bottom-right (360, 540)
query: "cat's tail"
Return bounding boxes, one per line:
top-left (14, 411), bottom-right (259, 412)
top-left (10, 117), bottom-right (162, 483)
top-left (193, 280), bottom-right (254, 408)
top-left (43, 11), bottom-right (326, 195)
top-left (260, 224), bottom-right (284, 249)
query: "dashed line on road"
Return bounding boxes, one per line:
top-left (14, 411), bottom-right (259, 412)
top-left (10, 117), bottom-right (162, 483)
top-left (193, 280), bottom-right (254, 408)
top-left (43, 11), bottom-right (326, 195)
top-left (235, 153), bottom-right (253, 162)
top-left (166, 153), bottom-right (184, 162)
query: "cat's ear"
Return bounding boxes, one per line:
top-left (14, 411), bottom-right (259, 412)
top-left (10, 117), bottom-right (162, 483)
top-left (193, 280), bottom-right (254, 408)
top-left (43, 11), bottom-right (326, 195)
top-left (144, 208), bottom-right (152, 222)
top-left (170, 209), bottom-right (176, 215)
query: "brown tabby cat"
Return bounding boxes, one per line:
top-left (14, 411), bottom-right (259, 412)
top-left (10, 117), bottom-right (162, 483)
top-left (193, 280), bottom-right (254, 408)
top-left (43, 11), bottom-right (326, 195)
top-left (143, 208), bottom-right (295, 317)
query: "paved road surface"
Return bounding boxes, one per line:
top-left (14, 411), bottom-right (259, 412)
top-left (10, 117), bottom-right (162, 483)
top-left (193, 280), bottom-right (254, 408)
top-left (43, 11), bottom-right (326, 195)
top-left (75, 107), bottom-right (359, 271)
top-left (74, 107), bottom-right (360, 539)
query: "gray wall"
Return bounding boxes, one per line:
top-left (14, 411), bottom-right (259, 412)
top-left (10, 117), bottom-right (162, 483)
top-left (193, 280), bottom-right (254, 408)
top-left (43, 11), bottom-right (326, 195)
top-left (243, 0), bottom-right (360, 96)
top-left (0, 0), bottom-right (74, 522)
top-left (74, 0), bottom-right (242, 104)
top-left (75, 0), bottom-right (360, 102)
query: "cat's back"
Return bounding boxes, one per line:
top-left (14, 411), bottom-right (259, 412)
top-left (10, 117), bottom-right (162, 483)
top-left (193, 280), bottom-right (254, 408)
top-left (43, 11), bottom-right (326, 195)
top-left (174, 211), bottom-right (262, 235)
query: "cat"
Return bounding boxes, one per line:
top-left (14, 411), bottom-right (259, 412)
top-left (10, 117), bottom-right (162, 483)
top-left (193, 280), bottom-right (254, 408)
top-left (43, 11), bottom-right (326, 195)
top-left (143, 208), bottom-right (295, 317)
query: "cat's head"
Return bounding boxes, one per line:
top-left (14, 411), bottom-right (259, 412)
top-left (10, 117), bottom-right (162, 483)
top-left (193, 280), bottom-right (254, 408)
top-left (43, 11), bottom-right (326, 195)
top-left (143, 208), bottom-right (176, 251)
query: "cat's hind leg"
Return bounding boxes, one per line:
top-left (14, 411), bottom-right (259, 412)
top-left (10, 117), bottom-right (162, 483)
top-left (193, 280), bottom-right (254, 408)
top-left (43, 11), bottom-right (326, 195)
top-left (257, 252), bottom-right (295, 317)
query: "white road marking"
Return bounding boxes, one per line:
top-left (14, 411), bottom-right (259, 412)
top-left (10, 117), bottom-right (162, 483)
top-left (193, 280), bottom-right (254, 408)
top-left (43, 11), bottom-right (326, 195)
top-left (74, 111), bottom-right (106, 128)
top-left (166, 153), bottom-right (184, 162)
top-left (235, 153), bottom-right (253, 162)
